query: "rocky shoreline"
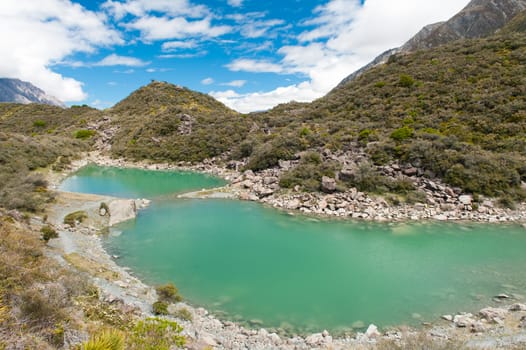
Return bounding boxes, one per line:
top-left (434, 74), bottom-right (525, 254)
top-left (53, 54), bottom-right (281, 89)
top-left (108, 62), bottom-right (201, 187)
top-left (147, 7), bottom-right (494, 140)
top-left (43, 151), bottom-right (526, 349)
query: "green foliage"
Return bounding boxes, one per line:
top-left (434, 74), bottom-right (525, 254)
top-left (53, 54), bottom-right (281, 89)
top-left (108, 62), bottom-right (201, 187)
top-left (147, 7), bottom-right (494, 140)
top-left (152, 301), bottom-right (168, 315)
top-left (128, 317), bottom-right (185, 350)
top-left (33, 120), bottom-right (46, 128)
top-left (390, 126), bottom-right (414, 141)
top-left (173, 307), bottom-right (193, 321)
top-left (40, 225), bottom-right (58, 243)
top-left (82, 329), bottom-right (125, 350)
top-left (399, 74), bottom-right (415, 87)
top-left (156, 283), bottom-right (182, 303)
top-left (63, 211), bottom-right (88, 227)
top-left (279, 152), bottom-right (337, 192)
top-left (74, 129), bottom-right (96, 139)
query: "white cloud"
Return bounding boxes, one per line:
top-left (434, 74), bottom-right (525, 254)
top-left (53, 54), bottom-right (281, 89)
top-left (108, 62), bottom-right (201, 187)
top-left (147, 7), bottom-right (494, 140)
top-left (0, 0), bottom-right (122, 102)
top-left (201, 77), bottom-right (214, 85)
top-left (95, 54), bottom-right (149, 67)
top-left (227, 0), bottom-right (244, 7)
top-left (162, 40), bottom-right (198, 51)
top-left (221, 80), bottom-right (247, 87)
top-left (219, 0), bottom-right (470, 112)
top-left (126, 15), bottom-right (231, 40)
top-left (102, 0), bottom-right (208, 20)
top-left (226, 59), bottom-right (284, 73)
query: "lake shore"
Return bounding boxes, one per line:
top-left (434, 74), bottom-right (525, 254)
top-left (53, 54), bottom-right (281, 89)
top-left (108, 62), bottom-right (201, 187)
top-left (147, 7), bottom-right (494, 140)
top-left (49, 151), bottom-right (526, 225)
top-left (43, 151), bottom-right (526, 349)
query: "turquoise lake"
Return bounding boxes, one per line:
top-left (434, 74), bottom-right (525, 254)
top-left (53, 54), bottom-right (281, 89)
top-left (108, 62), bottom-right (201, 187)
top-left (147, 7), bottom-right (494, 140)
top-left (60, 165), bottom-right (526, 333)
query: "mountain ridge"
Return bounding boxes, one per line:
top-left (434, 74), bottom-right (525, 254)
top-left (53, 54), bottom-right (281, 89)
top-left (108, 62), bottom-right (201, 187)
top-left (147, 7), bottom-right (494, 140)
top-left (339, 0), bottom-right (526, 86)
top-left (0, 78), bottom-right (64, 107)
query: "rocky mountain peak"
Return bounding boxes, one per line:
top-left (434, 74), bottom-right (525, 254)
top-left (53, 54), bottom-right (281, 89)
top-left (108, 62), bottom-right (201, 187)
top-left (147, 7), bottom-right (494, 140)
top-left (0, 78), bottom-right (64, 107)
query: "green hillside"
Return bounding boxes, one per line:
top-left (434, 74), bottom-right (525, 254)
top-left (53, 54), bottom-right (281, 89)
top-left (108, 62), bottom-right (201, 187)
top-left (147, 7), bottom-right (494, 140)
top-left (238, 29), bottom-right (526, 200)
top-left (109, 81), bottom-right (252, 163)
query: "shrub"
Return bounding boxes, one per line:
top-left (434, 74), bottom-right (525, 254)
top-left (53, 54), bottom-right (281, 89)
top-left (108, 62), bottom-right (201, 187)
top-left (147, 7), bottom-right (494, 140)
top-left (173, 307), bottom-right (193, 321)
top-left (63, 211), bottom-right (88, 227)
top-left (152, 301), bottom-right (168, 315)
top-left (99, 202), bottom-right (110, 216)
top-left (40, 225), bottom-right (58, 243)
top-left (83, 329), bottom-right (125, 350)
top-left (399, 74), bottom-right (415, 87)
top-left (74, 129), bottom-right (96, 139)
top-left (128, 317), bottom-right (185, 350)
top-left (156, 283), bottom-right (182, 303)
top-left (33, 120), bottom-right (46, 128)
top-left (390, 126), bottom-right (414, 142)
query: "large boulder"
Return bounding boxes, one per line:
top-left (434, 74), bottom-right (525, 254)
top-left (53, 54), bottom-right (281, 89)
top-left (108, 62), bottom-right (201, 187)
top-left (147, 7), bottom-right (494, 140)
top-left (109, 199), bottom-right (137, 226)
top-left (321, 176), bottom-right (337, 193)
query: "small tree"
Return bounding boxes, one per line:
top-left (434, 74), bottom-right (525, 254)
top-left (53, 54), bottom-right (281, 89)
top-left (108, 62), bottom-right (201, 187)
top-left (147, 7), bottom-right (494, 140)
top-left (41, 225), bottom-right (58, 243)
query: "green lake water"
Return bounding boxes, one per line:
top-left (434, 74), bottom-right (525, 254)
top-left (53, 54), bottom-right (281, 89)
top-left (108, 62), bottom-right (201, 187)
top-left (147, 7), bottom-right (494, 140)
top-left (60, 165), bottom-right (526, 333)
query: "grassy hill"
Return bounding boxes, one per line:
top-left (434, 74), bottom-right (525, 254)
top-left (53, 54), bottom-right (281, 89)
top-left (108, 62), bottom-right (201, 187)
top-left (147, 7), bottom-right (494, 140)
top-left (109, 81), bottom-right (252, 163)
top-left (238, 27), bottom-right (526, 201)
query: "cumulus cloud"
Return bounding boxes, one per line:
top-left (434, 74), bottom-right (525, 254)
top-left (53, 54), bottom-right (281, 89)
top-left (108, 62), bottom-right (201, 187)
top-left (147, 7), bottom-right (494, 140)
top-left (226, 59), bottom-right (284, 73)
top-left (217, 0), bottom-right (470, 112)
top-left (221, 80), bottom-right (247, 87)
top-left (95, 54), bottom-right (149, 66)
top-left (102, 0), bottom-right (208, 20)
top-left (125, 15), bottom-right (231, 40)
top-left (201, 77), bottom-right (214, 85)
top-left (227, 0), bottom-right (244, 7)
top-left (0, 0), bottom-right (122, 102)
top-left (162, 40), bottom-right (199, 51)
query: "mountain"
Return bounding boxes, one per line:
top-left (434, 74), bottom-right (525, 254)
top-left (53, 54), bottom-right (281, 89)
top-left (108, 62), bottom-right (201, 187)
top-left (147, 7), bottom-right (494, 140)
top-left (238, 19), bottom-right (526, 200)
top-left (109, 81), bottom-right (251, 163)
top-left (0, 78), bottom-right (64, 107)
top-left (339, 0), bottom-right (526, 86)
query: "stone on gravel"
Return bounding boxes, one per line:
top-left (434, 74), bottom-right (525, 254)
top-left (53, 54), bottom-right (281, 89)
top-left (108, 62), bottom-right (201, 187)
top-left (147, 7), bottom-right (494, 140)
top-left (365, 324), bottom-right (381, 339)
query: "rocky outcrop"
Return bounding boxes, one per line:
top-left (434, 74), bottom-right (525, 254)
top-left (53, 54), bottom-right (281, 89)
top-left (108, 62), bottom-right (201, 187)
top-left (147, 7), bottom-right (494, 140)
top-left (108, 199), bottom-right (137, 226)
top-left (0, 78), bottom-right (64, 106)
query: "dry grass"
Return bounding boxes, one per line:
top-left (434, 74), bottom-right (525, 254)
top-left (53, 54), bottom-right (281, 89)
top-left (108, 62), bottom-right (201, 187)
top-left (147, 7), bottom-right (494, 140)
top-left (64, 253), bottom-right (121, 281)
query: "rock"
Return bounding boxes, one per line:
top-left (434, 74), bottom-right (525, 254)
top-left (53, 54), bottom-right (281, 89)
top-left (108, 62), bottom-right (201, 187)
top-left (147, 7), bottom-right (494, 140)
top-left (495, 293), bottom-right (511, 300)
top-left (318, 199), bottom-right (328, 210)
top-left (434, 214), bottom-right (448, 221)
top-left (459, 195), bottom-right (473, 205)
top-left (509, 303), bottom-right (526, 312)
top-left (99, 208), bottom-right (107, 216)
top-left (471, 321), bottom-right (487, 333)
top-left (263, 176), bottom-right (278, 185)
top-left (286, 199), bottom-right (301, 210)
top-left (243, 170), bottom-right (255, 179)
top-left (240, 180), bottom-right (254, 189)
top-left (198, 332), bottom-right (218, 347)
top-left (403, 167), bottom-right (418, 176)
top-left (520, 316), bottom-right (526, 328)
top-left (305, 333), bottom-right (324, 346)
top-left (321, 176), bottom-right (337, 193)
top-left (454, 313), bottom-right (475, 327)
top-left (441, 315), bottom-right (453, 322)
top-left (339, 166), bottom-right (356, 181)
top-left (268, 332), bottom-right (281, 344)
top-left (351, 320), bottom-right (366, 329)
top-left (365, 324), bottom-right (381, 339)
top-left (108, 199), bottom-right (137, 226)
top-left (322, 330), bottom-right (330, 337)
top-left (479, 307), bottom-right (508, 323)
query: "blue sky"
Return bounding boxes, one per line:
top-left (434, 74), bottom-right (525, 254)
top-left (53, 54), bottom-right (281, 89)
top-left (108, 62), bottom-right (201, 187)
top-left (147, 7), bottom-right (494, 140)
top-left (0, 0), bottom-right (470, 112)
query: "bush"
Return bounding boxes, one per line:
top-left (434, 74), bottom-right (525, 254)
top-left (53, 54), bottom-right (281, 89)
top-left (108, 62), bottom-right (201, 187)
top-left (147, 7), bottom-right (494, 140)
top-left (399, 74), bottom-right (415, 87)
top-left (33, 120), bottom-right (47, 128)
top-left (152, 301), bottom-right (168, 315)
top-left (63, 211), bottom-right (88, 227)
top-left (390, 126), bottom-right (414, 142)
top-left (128, 317), bottom-right (185, 350)
top-left (83, 329), bottom-right (125, 350)
top-left (156, 283), bottom-right (182, 303)
top-left (74, 129), bottom-right (96, 139)
top-left (173, 308), bottom-right (192, 321)
top-left (40, 225), bottom-right (58, 242)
